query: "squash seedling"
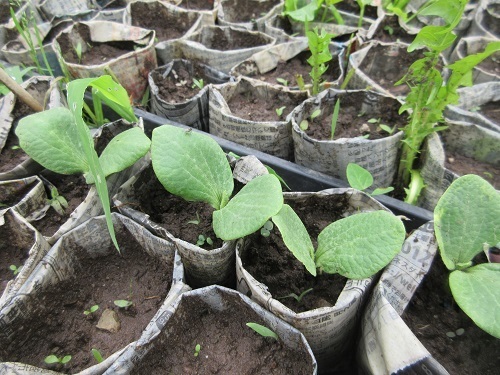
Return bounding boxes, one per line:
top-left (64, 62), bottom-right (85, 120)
top-left (246, 322), bottom-right (278, 340)
top-left (151, 125), bottom-right (284, 242)
top-left (346, 163), bottom-right (394, 196)
top-left (433, 174), bottom-right (500, 339)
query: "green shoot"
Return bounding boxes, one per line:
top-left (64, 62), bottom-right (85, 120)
top-left (278, 287), bottom-right (313, 303)
top-left (260, 220), bottom-right (274, 237)
top-left (192, 78), bottom-right (205, 90)
top-left (75, 41), bottom-right (83, 64)
top-left (383, 25), bottom-right (394, 35)
top-left (306, 27), bottom-right (334, 95)
top-left (47, 186), bottom-right (68, 216)
top-left (194, 344), bottom-right (201, 357)
top-left (246, 322), bottom-right (279, 340)
top-left (356, 0), bottom-right (373, 29)
top-left (276, 77), bottom-right (289, 86)
top-left (367, 118), bottom-right (396, 135)
top-left (330, 99), bottom-right (340, 140)
top-left (91, 348), bottom-right (104, 363)
top-left (346, 163), bottom-right (394, 196)
top-left (295, 74), bottom-right (306, 91)
top-left (196, 234), bottom-right (213, 247)
top-left (276, 106), bottom-right (286, 117)
top-left (300, 108), bottom-right (321, 131)
top-left (114, 299), bottom-right (133, 308)
top-left (44, 354), bottom-right (72, 365)
top-left (0, 66), bottom-right (35, 95)
top-left (9, 265), bottom-right (22, 275)
top-left (83, 305), bottom-right (99, 316)
top-left (188, 212), bottom-right (201, 225)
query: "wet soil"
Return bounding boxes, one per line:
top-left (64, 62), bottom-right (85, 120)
top-left (445, 150), bottom-right (499, 189)
top-left (221, 0), bottom-right (280, 23)
top-left (0, 228), bottom-right (173, 373)
top-left (152, 64), bottom-right (207, 103)
top-left (194, 27), bottom-right (269, 51)
top-left (131, 293), bottom-right (314, 374)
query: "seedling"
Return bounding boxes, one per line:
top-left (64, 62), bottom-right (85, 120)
top-left (276, 77), bottom-right (289, 86)
top-left (295, 74), bottom-right (306, 91)
top-left (300, 108), bottom-right (321, 131)
top-left (433, 174), bottom-right (500, 338)
top-left (260, 220), bottom-right (274, 237)
top-left (194, 344), bottom-right (201, 357)
top-left (151, 125), bottom-right (283, 242)
top-left (367, 118), bottom-right (396, 135)
top-left (114, 299), bottom-right (133, 309)
top-left (330, 98), bottom-right (340, 140)
top-left (383, 25), bottom-right (394, 35)
top-left (306, 27), bottom-right (334, 96)
top-left (91, 348), bottom-right (104, 363)
top-left (44, 354), bottom-right (72, 365)
top-left (47, 186), bottom-right (68, 216)
top-left (9, 265), bottom-right (22, 275)
top-left (188, 212), bottom-right (201, 225)
top-left (246, 322), bottom-right (278, 340)
top-left (192, 78), bottom-right (205, 90)
top-left (275, 106), bottom-right (286, 117)
top-left (346, 163), bottom-right (394, 196)
top-left (278, 287), bottom-right (313, 303)
top-left (75, 41), bottom-right (83, 63)
top-left (196, 234), bottom-right (213, 247)
top-left (83, 305), bottom-right (99, 316)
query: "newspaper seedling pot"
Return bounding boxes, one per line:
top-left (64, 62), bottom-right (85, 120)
top-left (290, 89), bottom-right (404, 189)
top-left (163, 0), bottom-right (219, 23)
top-left (0, 213), bottom-right (185, 374)
top-left (36, 0), bottom-right (95, 21)
top-left (0, 175), bottom-right (48, 222)
top-left (363, 13), bottom-right (415, 44)
top-left (468, 0), bottom-right (500, 39)
top-left (149, 59), bottom-right (231, 131)
top-left (0, 208), bottom-right (51, 309)
top-left (217, 0), bottom-right (283, 31)
top-left (104, 285), bottom-right (317, 374)
top-left (208, 76), bottom-right (308, 159)
top-left (236, 188), bottom-right (395, 373)
top-left (53, 21), bottom-right (157, 102)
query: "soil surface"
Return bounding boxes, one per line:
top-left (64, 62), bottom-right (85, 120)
top-left (131, 293), bottom-right (314, 374)
top-left (0, 179), bottom-right (36, 207)
top-left (478, 52), bottom-right (500, 76)
top-left (0, 1), bottom-right (20, 23)
top-left (0, 228), bottom-right (173, 373)
top-left (177, 0), bottom-right (214, 10)
top-left (403, 254), bottom-right (500, 375)
top-left (128, 165), bottom-right (222, 249)
top-left (152, 63), bottom-right (208, 103)
top-left (336, 0), bottom-right (378, 19)
top-left (195, 27), bottom-right (269, 51)
top-left (445, 150), bottom-right (499, 189)
top-left (303, 92), bottom-right (403, 141)
top-left (130, 1), bottom-right (196, 41)
top-left (221, 0), bottom-right (280, 23)
top-left (241, 194), bottom-right (351, 313)
top-left (477, 100), bottom-right (500, 123)
top-left (371, 15), bottom-right (415, 44)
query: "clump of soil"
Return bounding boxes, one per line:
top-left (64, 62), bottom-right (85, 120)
top-left (152, 64), bottom-right (208, 103)
top-left (195, 27), bottom-right (269, 51)
top-left (0, 228), bottom-right (174, 374)
top-left (131, 293), bottom-right (314, 374)
top-left (241, 194), bottom-right (351, 313)
top-left (221, 0), bottom-right (280, 23)
top-left (403, 255), bottom-right (500, 375)
top-left (445, 151), bottom-right (499, 189)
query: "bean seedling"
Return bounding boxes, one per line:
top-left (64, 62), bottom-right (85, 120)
top-left (114, 299), bottom-right (133, 309)
top-left (246, 322), bottom-right (278, 340)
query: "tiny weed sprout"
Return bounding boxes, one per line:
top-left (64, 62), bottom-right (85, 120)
top-left (83, 305), bottom-right (99, 316)
top-left (194, 344), bottom-right (201, 357)
top-left (196, 234), bottom-right (213, 247)
top-left (192, 78), bottom-right (205, 90)
top-left (276, 106), bottom-right (286, 117)
top-left (306, 27), bottom-right (334, 96)
top-left (383, 25), bottom-right (394, 35)
top-left (75, 41), bottom-right (83, 63)
top-left (367, 118), bottom-right (395, 135)
top-left (47, 186), bottom-right (69, 216)
top-left (260, 220), bottom-right (274, 237)
top-left (300, 108), bottom-right (321, 131)
top-left (9, 265), bottom-right (21, 275)
top-left (246, 322), bottom-right (279, 340)
top-left (188, 212), bottom-right (201, 225)
top-left (44, 354), bottom-right (72, 365)
top-left (434, 174), bottom-right (500, 339)
top-left (278, 287), bottom-right (313, 303)
top-left (114, 299), bottom-right (133, 309)
top-left (91, 348), bottom-right (104, 363)
top-left (346, 163), bottom-right (394, 196)
top-left (276, 77), bottom-right (289, 86)
top-left (330, 99), bottom-right (340, 140)
top-left (151, 125), bottom-right (283, 242)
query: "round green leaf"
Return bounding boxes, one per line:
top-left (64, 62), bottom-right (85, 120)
top-left (346, 163), bottom-right (373, 191)
top-left (449, 264), bottom-right (500, 339)
top-left (315, 211), bottom-right (406, 279)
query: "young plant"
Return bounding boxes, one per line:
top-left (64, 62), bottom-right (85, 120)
top-left (83, 305), bottom-right (99, 316)
top-left (246, 322), bottom-right (279, 340)
top-left (196, 234), bottom-right (213, 247)
top-left (74, 41), bottom-right (83, 64)
top-left (91, 348), bottom-right (104, 363)
top-left (15, 75), bottom-right (149, 252)
top-left (367, 117), bottom-right (396, 135)
top-left (433, 174), bottom-right (500, 339)
top-left (330, 98), bottom-right (340, 140)
top-left (44, 354), bottom-right (72, 365)
top-left (260, 220), bottom-right (274, 237)
top-left (278, 287), bottom-right (313, 303)
top-left (47, 186), bottom-right (68, 215)
top-left (194, 344), bottom-right (201, 357)
top-left (151, 125), bottom-right (283, 242)
top-left (9, 265), bottom-right (22, 275)
top-left (300, 108), bottom-right (321, 131)
top-left (346, 163), bottom-right (394, 196)
top-left (306, 27), bottom-right (334, 95)
top-left (114, 299), bottom-right (133, 308)
top-left (275, 106), bottom-right (286, 117)
top-left (276, 77), bottom-right (289, 86)
top-left (191, 78), bottom-right (205, 90)
top-left (394, 0), bottom-right (500, 203)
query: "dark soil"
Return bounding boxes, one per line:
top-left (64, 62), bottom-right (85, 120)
top-left (336, 0), bottom-right (378, 20)
top-left (221, 0), bottom-right (280, 23)
top-left (403, 254), bottom-right (500, 375)
top-left (0, 213), bottom-right (33, 296)
top-left (241, 194), bottom-right (351, 313)
top-left (478, 52), bottom-right (500, 76)
top-left (227, 88), bottom-right (305, 122)
top-left (127, 165), bottom-right (223, 249)
top-left (481, 5), bottom-right (500, 37)
top-left (131, 293), bottom-right (314, 374)
top-left (0, 228), bottom-right (173, 373)
top-left (195, 27), bottom-right (269, 51)
top-left (304, 92), bottom-right (403, 141)
top-left (0, 179), bottom-right (37, 207)
top-left (152, 64), bottom-right (207, 103)
top-left (0, 1), bottom-right (20, 23)
top-left (445, 150), bottom-right (500, 189)
top-left (99, 0), bottom-right (127, 10)
top-left (371, 15), bottom-right (415, 44)
top-left (178, 0), bottom-right (214, 10)
top-left (130, 1), bottom-right (196, 42)
top-left (478, 100), bottom-right (500, 123)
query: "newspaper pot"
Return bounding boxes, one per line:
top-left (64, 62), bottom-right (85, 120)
top-left (444, 82), bottom-right (500, 133)
top-left (0, 76), bottom-right (66, 182)
top-left (53, 21), bottom-right (157, 102)
top-left (236, 188), bottom-right (393, 373)
top-left (149, 59), bottom-right (231, 131)
top-left (363, 13), bottom-right (415, 44)
top-left (104, 285), bottom-right (317, 374)
top-left (208, 76), bottom-right (308, 159)
top-left (162, 0), bottom-right (219, 23)
top-left (89, 0), bottom-right (129, 23)
top-left (468, 0), bottom-right (499, 38)
top-left (0, 212), bottom-right (185, 374)
top-left (417, 122), bottom-right (500, 210)
top-left (449, 36), bottom-right (500, 84)
top-left (113, 161), bottom-right (237, 289)
top-left (36, 0), bottom-right (96, 21)
top-left (0, 208), bottom-right (51, 309)
top-left (229, 40), bottom-right (344, 92)
top-left (217, 0), bottom-right (283, 31)
top-left (0, 175), bottom-right (49, 222)
top-left (156, 25), bottom-right (276, 74)
top-left (263, 13), bottom-right (304, 44)
top-left (290, 89), bottom-right (404, 189)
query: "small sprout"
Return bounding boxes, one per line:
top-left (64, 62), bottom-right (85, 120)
top-left (47, 186), bottom-right (68, 216)
top-left (83, 304), bottom-right (99, 315)
top-left (9, 265), bottom-right (21, 275)
top-left (44, 354), bottom-right (72, 365)
top-left (75, 41), bottom-right (83, 63)
top-left (383, 25), bottom-right (394, 35)
top-left (246, 322), bottom-right (279, 340)
top-left (276, 106), bottom-right (286, 117)
top-left (483, 171), bottom-right (493, 179)
top-left (277, 287), bottom-right (313, 303)
top-left (192, 78), bottom-right (205, 90)
top-left (91, 348), bottom-right (104, 363)
top-left (330, 99), bottom-right (341, 140)
top-left (311, 109), bottom-right (321, 120)
top-left (260, 220), bottom-right (274, 237)
top-left (194, 343), bottom-right (201, 357)
top-left (114, 299), bottom-right (133, 308)
top-left (188, 212), bottom-right (201, 225)
top-left (196, 234), bottom-right (213, 247)
top-left (295, 74), bottom-right (306, 91)
top-left (379, 124), bottom-right (396, 135)
top-left (11, 145), bottom-right (20, 150)
top-left (346, 163), bottom-right (394, 196)
top-left (276, 77), bottom-right (289, 86)
top-left (299, 119), bottom-right (309, 131)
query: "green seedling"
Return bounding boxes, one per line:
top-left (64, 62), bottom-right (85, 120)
top-left (346, 163), bottom-right (394, 196)
top-left (246, 322), bottom-right (279, 340)
top-left (260, 220), bottom-right (274, 237)
top-left (295, 74), bottom-right (306, 91)
top-left (276, 106), bottom-right (286, 117)
top-left (188, 212), bottom-right (201, 225)
top-left (330, 98), bottom-right (340, 140)
top-left (91, 348), bottom-right (104, 363)
top-left (383, 25), bottom-right (394, 35)
top-left (83, 305), bottom-right (99, 316)
top-left (114, 299), bottom-right (133, 308)
top-left (306, 27), bottom-right (334, 96)
top-left (192, 78), bottom-right (205, 90)
top-left (47, 186), bottom-right (68, 215)
top-left (367, 118), bottom-right (396, 135)
top-left (151, 125), bottom-right (283, 242)
top-left (9, 265), bottom-right (22, 275)
top-left (44, 354), bottom-right (72, 365)
top-left (276, 77), bottom-right (289, 86)
top-left (278, 287), bottom-right (313, 303)
top-left (75, 41), bottom-right (83, 63)
top-left (300, 108), bottom-right (321, 131)
top-left (433, 174), bottom-right (500, 339)
top-left (194, 344), bottom-right (201, 357)
top-left (196, 234), bottom-right (213, 247)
